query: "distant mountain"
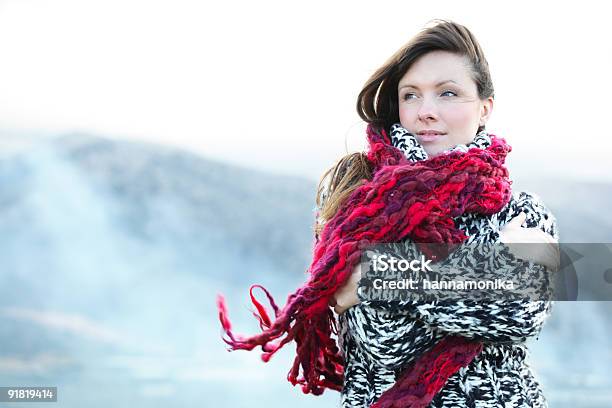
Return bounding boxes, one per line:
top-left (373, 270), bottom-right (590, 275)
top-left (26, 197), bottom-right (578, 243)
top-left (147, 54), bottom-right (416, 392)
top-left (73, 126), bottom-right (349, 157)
top-left (0, 132), bottom-right (320, 283)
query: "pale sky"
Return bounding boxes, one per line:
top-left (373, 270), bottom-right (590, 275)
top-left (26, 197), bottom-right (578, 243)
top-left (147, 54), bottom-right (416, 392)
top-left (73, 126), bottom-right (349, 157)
top-left (0, 0), bottom-right (610, 182)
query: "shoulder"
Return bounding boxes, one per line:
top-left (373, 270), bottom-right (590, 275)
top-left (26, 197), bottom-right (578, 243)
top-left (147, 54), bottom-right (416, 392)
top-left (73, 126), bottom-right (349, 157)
top-left (512, 190), bottom-right (559, 239)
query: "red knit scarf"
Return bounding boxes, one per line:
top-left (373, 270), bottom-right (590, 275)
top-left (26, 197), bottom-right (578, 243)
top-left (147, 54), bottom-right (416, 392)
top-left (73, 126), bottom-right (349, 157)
top-left (216, 123), bottom-right (513, 406)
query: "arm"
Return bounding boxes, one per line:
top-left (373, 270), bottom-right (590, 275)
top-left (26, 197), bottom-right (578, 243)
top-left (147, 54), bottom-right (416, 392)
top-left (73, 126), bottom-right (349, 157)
top-left (357, 191), bottom-right (558, 344)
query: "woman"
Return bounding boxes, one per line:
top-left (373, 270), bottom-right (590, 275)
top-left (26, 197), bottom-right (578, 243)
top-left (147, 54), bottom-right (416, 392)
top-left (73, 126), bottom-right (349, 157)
top-left (320, 20), bottom-right (560, 407)
top-left (216, 19), bottom-right (560, 408)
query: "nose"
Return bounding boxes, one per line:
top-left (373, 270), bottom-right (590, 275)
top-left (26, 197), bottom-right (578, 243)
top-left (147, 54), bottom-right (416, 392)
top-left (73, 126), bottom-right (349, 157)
top-left (417, 97), bottom-right (439, 122)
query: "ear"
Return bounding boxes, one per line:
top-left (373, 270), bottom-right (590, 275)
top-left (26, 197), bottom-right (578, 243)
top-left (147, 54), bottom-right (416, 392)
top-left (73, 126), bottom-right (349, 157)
top-left (479, 96), bottom-right (494, 127)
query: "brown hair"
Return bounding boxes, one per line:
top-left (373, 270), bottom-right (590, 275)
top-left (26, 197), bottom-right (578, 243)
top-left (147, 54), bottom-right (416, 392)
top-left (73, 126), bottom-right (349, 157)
top-left (314, 19), bottom-right (495, 237)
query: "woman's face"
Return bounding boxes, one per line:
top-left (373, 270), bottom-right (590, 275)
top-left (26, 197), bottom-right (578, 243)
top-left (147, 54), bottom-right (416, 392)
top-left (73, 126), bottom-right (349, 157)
top-left (397, 50), bottom-right (494, 157)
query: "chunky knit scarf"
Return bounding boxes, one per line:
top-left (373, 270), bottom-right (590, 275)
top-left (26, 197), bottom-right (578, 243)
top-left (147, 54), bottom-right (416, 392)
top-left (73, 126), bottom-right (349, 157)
top-left (216, 122), bottom-right (513, 406)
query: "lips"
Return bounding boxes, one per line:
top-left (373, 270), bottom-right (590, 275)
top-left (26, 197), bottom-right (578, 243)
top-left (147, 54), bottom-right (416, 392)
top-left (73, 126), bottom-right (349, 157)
top-left (417, 131), bottom-right (446, 142)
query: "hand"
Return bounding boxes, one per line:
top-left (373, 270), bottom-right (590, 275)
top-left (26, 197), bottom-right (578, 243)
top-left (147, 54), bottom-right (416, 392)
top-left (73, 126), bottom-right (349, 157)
top-left (330, 263), bottom-right (362, 315)
top-left (499, 212), bottom-right (560, 272)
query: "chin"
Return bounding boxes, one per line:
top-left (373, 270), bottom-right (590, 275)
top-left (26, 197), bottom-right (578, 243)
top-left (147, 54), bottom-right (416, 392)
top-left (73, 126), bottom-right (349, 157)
top-left (425, 144), bottom-right (450, 157)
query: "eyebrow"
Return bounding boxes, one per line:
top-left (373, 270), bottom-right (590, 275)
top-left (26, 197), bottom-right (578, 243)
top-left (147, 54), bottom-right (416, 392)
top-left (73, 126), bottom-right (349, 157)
top-left (398, 80), bottom-right (458, 90)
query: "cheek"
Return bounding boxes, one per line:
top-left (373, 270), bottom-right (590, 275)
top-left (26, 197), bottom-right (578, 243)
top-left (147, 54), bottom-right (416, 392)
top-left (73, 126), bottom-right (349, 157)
top-left (398, 107), bottom-right (415, 127)
top-left (442, 105), bottom-right (476, 126)
top-left (443, 106), bottom-right (480, 144)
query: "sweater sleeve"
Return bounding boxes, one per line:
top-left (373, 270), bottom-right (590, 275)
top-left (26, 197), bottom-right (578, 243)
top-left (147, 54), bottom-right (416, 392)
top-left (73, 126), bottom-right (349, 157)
top-left (357, 191), bottom-right (558, 344)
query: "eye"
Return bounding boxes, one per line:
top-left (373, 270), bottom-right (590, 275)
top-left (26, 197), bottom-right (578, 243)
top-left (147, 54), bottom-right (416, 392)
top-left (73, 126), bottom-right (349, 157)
top-left (441, 90), bottom-right (457, 97)
top-left (402, 93), bottom-right (416, 101)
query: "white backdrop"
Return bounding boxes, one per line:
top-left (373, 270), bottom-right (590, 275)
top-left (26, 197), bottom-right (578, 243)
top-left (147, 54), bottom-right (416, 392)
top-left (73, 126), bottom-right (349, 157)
top-left (0, 0), bottom-right (610, 182)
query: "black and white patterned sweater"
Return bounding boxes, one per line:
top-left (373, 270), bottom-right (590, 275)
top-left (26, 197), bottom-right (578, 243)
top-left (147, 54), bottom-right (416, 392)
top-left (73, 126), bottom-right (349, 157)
top-left (336, 124), bottom-right (559, 407)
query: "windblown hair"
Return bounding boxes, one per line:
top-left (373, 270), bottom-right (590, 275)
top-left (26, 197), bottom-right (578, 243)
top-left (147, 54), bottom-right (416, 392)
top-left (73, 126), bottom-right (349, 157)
top-left (315, 19), bottom-right (495, 238)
